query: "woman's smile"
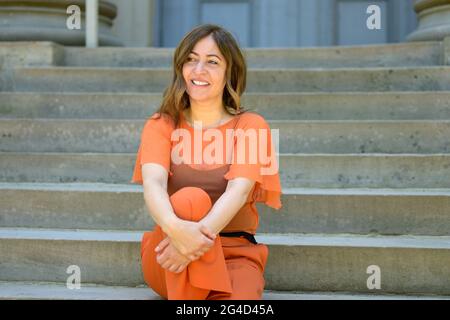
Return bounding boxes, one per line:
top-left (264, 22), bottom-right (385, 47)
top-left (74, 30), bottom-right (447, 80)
top-left (190, 79), bottom-right (210, 87)
top-left (182, 34), bottom-right (226, 101)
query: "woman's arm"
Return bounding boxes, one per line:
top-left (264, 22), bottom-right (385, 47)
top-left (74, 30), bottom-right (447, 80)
top-left (200, 177), bottom-right (256, 235)
top-left (141, 163), bottom-right (215, 260)
top-left (155, 176), bottom-right (255, 273)
top-left (141, 163), bottom-right (180, 236)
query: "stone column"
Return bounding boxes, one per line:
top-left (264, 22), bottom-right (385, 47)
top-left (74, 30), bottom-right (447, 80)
top-left (109, 0), bottom-right (155, 47)
top-left (0, 0), bottom-right (122, 46)
top-left (407, 0), bottom-right (450, 41)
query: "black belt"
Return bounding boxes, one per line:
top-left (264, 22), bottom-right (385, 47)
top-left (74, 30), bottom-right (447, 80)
top-left (219, 231), bottom-right (258, 245)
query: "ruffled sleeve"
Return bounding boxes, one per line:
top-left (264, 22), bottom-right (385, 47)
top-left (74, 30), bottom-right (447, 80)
top-left (223, 112), bottom-right (282, 210)
top-left (130, 112), bottom-right (174, 184)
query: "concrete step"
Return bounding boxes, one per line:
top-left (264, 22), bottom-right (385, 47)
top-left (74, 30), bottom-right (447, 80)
top-left (1, 91), bottom-right (450, 120)
top-left (1, 281), bottom-right (448, 300)
top-left (1, 228), bottom-right (449, 295)
top-left (0, 41), bottom-right (443, 69)
top-left (1, 119), bottom-right (450, 154)
top-left (62, 41), bottom-right (443, 68)
top-left (1, 182), bottom-right (449, 236)
top-left (3, 66), bottom-right (450, 93)
top-left (1, 152), bottom-right (449, 188)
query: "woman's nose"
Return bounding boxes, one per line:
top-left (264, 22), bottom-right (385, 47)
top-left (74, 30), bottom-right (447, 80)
top-left (194, 61), bottom-right (206, 73)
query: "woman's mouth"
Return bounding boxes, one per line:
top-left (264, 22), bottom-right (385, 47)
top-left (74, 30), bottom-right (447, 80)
top-left (191, 79), bottom-right (210, 87)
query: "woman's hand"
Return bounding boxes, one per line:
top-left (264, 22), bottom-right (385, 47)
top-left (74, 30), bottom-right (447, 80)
top-left (158, 219), bottom-right (216, 261)
top-left (155, 237), bottom-right (191, 273)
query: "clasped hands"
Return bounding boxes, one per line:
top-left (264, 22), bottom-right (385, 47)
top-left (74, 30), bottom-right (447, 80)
top-left (155, 219), bottom-right (216, 274)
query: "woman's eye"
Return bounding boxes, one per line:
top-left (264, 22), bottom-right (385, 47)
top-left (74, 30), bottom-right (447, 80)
top-left (186, 57), bottom-right (217, 65)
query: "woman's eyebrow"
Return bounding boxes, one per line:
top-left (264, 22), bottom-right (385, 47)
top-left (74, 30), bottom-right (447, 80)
top-left (190, 51), bottom-right (222, 60)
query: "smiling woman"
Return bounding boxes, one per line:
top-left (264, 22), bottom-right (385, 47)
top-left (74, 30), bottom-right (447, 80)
top-left (153, 24), bottom-right (247, 129)
top-left (183, 43), bottom-right (223, 94)
top-left (131, 24), bottom-right (282, 300)
top-left (182, 34), bottom-right (227, 122)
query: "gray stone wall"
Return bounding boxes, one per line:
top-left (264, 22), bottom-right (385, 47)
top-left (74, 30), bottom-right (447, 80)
top-left (0, 0), bottom-right (122, 46)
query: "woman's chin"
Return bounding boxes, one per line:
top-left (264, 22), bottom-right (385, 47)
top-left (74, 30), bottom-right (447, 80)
top-left (188, 94), bottom-right (214, 101)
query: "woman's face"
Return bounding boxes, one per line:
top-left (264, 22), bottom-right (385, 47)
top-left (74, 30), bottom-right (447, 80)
top-left (182, 34), bottom-right (227, 104)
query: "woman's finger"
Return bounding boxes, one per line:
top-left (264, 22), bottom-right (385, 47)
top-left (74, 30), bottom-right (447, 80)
top-left (168, 264), bottom-right (178, 273)
top-left (156, 250), bottom-right (170, 266)
top-left (161, 260), bottom-right (172, 270)
top-left (155, 237), bottom-right (170, 253)
top-left (175, 265), bottom-right (185, 274)
top-left (178, 262), bottom-right (189, 273)
top-left (188, 254), bottom-right (196, 261)
top-left (192, 252), bottom-right (203, 261)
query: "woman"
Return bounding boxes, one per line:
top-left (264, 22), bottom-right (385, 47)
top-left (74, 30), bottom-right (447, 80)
top-left (131, 24), bottom-right (282, 300)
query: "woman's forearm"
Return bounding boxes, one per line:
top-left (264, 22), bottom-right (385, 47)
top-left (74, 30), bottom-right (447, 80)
top-left (144, 182), bottom-right (217, 259)
top-left (200, 189), bottom-right (248, 235)
top-left (143, 182), bottom-right (180, 237)
top-left (143, 181), bottom-right (249, 239)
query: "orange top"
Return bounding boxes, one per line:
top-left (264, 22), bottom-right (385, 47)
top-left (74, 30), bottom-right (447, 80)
top-left (130, 110), bottom-right (282, 234)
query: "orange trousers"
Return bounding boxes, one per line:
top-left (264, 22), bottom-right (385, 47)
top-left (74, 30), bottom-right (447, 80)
top-left (140, 186), bottom-right (269, 300)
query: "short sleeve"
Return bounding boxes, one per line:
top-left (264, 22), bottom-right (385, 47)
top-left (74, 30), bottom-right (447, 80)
top-left (130, 113), bottom-right (174, 184)
top-left (223, 112), bottom-right (282, 210)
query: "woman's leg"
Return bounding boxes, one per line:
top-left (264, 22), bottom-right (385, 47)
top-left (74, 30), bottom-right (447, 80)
top-left (141, 186), bottom-right (230, 300)
top-left (207, 238), bottom-right (269, 300)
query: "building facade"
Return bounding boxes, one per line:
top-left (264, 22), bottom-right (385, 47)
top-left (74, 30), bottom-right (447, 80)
top-left (1, 0), bottom-right (449, 47)
top-left (110, 0), bottom-right (419, 47)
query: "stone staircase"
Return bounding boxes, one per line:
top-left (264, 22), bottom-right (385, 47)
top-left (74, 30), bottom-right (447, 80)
top-left (1, 40), bottom-right (450, 300)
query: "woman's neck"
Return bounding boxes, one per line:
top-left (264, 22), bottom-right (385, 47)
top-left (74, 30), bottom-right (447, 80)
top-left (185, 103), bottom-right (228, 127)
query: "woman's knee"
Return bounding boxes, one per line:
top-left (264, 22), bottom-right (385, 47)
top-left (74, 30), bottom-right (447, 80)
top-left (169, 187), bottom-right (212, 221)
top-left (228, 262), bottom-right (265, 300)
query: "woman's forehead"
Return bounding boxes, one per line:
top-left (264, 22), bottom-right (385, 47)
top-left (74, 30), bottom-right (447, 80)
top-left (191, 36), bottom-right (223, 57)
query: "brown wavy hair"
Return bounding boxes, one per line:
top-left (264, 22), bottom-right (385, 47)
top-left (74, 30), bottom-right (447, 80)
top-left (151, 23), bottom-right (248, 128)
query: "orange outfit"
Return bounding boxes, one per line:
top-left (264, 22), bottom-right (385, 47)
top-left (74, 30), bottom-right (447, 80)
top-left (131, 111), bottom-right (282, 300)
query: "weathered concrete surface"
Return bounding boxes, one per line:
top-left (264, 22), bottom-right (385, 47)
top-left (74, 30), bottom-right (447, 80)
top-left (1, 152), bottom-right (450, 188)
top-left (0, 281), bottom-right (447, 300)
top-left (276, 154), bottom-right (450, 188)
top-left (1, 182), bottom-right (449, 236)
top-left (3, 66), bottom-right (450, 93)
top-left (1, 118), bottom-right (450, 154)
top-left (1, 91), bottom-right (450, 120)
top-left (444, 36), bottom-right (450, 65)
top-left (262, 233), bottom-right (450, 294)
top-left (0, 40), bottom-right (444, 68)
top-left (0, 42), bottom-right (64, 67)
top-left (0, 281), bottom-right (161, 300)
top-left (1, 228), bottom-right (450, 295)
top-left (63, 41), bottom-right (443, 68)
